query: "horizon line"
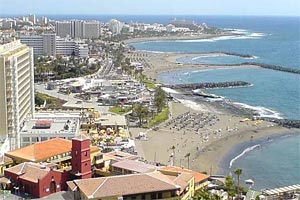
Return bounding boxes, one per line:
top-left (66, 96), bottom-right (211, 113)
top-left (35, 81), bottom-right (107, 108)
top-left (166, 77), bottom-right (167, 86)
top-left (1, 14), bottom-right (300, 17)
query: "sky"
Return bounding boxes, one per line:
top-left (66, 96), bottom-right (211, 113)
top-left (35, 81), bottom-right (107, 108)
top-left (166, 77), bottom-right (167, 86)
top-left (0, 0), bottom-right (299, 16)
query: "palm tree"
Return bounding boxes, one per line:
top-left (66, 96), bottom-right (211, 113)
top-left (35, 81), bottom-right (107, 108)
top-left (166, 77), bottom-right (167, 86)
top-left (171, 145), bottom-right (176, 166)
top-left (234, 168), bottom-right (243, 199)
top-left (185, 153), bottom-right (191, 169)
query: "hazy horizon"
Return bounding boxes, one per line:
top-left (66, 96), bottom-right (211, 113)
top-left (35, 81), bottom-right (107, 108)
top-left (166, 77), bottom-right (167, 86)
top-left (0, 0), bottom-right (299, 16)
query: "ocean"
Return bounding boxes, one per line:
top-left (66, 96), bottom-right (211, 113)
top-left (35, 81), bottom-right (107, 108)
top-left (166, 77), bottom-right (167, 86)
top-left (10, 14), bottom-right (298, 190)
top-left (130, 16), bottom-right (300, 189)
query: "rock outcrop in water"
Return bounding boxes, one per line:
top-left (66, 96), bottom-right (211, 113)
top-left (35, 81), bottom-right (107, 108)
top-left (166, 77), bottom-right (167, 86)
top-left (166, 81), bottom-right (251, 90)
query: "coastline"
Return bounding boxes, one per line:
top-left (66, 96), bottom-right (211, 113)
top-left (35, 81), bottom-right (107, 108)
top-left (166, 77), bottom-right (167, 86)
top-left (123, 32), bottom-right (236, 44)
top-left (126, 51), bottom-right (260, 80)
top-left (126, 41), bottom-right (300, 177)
top-left (131, 101), bottom-right (297, 175)
top-left (218, 128), bottom-right (300, 175)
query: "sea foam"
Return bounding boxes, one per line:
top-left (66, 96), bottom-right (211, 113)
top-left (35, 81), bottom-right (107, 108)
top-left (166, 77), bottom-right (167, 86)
top-left (233, 102), bottom-right (283, 119)
top-left (229, 144), bottom-right (261, 168)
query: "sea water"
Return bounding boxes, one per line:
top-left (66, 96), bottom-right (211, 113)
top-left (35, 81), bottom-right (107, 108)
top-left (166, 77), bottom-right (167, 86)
top-left (132, 16), bottom-right (300, 189)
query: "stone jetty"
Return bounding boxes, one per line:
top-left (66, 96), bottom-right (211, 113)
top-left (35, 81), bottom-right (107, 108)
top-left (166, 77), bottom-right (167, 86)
top-left (166, 81), bottom-right (251, 90)
top-left (242, 62), bottom-right (300, 74)
top-left (259, 117), bottom-right (300, 129)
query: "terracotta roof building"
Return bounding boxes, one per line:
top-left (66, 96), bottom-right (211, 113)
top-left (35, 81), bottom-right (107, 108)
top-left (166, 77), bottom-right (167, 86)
top-left (4, 162), bottom-right (70, 198)
top-left (67, 170), bottom-right (195, 200)
top-left (3, 137), bottom-right (102, 198)
top-left (68, 172), bottom-right (178, 200)
top-left (5, 138), bottom-right (101, 166)
top-left (160, 166), bottom-right (209, 191)
top-left (111, 159), bottom-right (157, 175)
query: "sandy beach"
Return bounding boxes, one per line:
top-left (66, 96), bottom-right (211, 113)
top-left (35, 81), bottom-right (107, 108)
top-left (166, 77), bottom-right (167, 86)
top-left (126, 51), bottom-right (259, 80)
top-left (131, 102), bottom-right (296, 174)
top-left (126, 46), bottom-right (299, 175)
top-left (123, 32), bottom-right (235, 44)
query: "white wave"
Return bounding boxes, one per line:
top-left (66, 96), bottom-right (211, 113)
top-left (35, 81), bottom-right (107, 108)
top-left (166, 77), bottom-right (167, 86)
top-left (233, 102), bottom-right (283, 119)
top-left (191, 55), bottom-right (221, 60)
top-left (229, 144), bottom-right (261, 168)
top-left (178, 99), bottom-right (210, 112)
top-left (138, 50), bottom-right (167, 54)
top-left (249, 32), bottom-right (266, 37)
top-left (161, 87), bottom-right (180, 94)
top-left (245, 56), bottom-right (259, 60)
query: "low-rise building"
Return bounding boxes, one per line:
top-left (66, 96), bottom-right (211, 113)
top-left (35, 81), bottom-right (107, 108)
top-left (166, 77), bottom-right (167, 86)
top-left (160, 166), bottom-right (209, 191)
top-left (20, 118), bottom-right (79, 147)
top-left (20, 112), bottom-right (81, 147)
top-left (3, 136), bottom-right (103, 198)
top-left (94, 114), bottom-right (127, 130)
top-left (5, 138), bottom-right (101, 167)
top-left (68, 170), bottom-right (195, 200)
top-left (4, 162), bottom-right (70, 198)
top-left (111, 159), bottom-right (157, 175)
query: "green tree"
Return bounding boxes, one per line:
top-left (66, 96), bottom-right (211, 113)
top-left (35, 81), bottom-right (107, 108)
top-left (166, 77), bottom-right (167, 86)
top-left (154, 87), bottom-right (166, 112)
top-left (234, 168), bottom-right (243, 199)
top-left (193, 187), bottom-right (221, 200)
top-left (224, 176), bottom-right (236, 200)
top-left (133, 104), bottom-right (149, 127)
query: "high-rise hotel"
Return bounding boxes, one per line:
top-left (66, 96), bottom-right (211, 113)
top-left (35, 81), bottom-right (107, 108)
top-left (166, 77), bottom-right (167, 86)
top-left (0, 40), bottom-right (35, 150)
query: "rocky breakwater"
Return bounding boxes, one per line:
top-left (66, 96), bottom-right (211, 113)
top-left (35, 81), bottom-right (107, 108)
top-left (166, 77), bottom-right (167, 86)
top-left (242, 62), bottom-right (300, 74)
top-left (166, 81), bottom-right (252, 90)
top-left (259, 117), bottom-right (300, 129)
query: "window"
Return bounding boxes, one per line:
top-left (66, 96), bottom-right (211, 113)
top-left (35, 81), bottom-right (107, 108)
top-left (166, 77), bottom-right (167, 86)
top-left (22, 137), bottom-right (30, 142)
top-left (158, 193), bottom-right (163, 199)
top-left (151, 194), bottom-right (156, 199)
top-left (41, 137), bottom-right (48, 141)
top-left (31, 137), bottom-right (39, 142)
top-left (85, 151), bottom-right (88, 156)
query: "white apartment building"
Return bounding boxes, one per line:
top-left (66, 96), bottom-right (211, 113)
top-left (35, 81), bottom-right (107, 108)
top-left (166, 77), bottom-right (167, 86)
top-left (109, 19), bottom-right (124, 35)
top-left (56, 20), bottom-right (100, 39)
top-left (82, 21), bottom-right (100, 39)
top-left (55, 21), bottom-right (72, 37)
top-left (56, 37), bottom-right (76, 56)
top-left (19, 33), bottom-right (88, 57)
top-left (19, 33), bottom-right (56, 56)
top-left (0, 40), bottom-right (35, 149)
top-left (28, 14), bottom-right (36, 24)
top-left (75, 43), bottom-right (89, 58)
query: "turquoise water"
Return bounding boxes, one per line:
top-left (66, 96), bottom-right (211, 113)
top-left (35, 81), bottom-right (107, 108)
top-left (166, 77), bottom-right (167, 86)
top-left (177, 55), bottom-right (255, 65)
top-left (157, 68), bottom-right (300, 119)
top-left (229, 133), bottom-right (300, 190)
top-left (132, 16), bottom-right (300, 189)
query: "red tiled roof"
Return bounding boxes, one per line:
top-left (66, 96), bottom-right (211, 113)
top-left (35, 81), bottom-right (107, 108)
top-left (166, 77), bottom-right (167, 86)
top-left (5, 138), bottom-right (72, 162)
top-left (5, 162), bottom-right (50, 183)
top-left (160, 166), bottom-right (209, 183)
top-left (5, 138), bottom-right (100, 162)
top-left (71, 173), bottom-right (179, 199)
top-left (111, 160), bottom-right (156, 173)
